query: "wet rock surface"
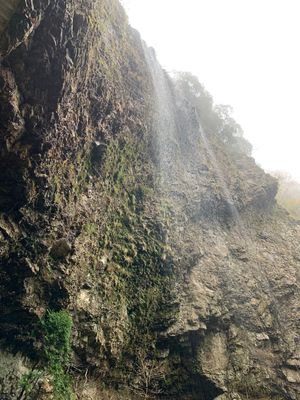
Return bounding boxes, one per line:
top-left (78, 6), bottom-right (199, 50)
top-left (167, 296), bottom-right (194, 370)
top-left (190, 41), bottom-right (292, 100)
top-left (0, 1), bottom-right (299, 400)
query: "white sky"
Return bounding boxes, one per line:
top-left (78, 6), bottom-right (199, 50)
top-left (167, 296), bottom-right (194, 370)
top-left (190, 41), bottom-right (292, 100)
top-left (120, 0), bottom-right (300, 182)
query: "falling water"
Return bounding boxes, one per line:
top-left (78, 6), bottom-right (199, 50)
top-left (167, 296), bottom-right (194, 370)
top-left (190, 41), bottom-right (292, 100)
top-left (142, 44), bottom-right (181, 189)
top-left (194, 108), bottom-right (246, 237)
top-left (192, 110), bottom-right (288, 346)
top-left (143, 42), bottom-right (243, 229)
top-left (142, 41), bottom-right (288, 374)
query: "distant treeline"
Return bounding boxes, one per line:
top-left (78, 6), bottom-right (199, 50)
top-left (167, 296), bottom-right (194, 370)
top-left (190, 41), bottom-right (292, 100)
top-left (173, 72), bottom-right (253, 156)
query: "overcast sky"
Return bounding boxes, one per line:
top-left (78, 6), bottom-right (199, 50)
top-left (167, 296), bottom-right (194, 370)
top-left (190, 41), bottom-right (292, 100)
top-left (121, 0), bottom-right (300, 182)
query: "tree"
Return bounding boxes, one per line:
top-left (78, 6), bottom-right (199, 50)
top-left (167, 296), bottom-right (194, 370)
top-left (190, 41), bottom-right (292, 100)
top-left (173, 72), bottom-right (252, 156)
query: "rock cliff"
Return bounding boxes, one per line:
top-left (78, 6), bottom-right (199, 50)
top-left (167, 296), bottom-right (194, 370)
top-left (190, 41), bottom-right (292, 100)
top-left (0, 1), bottom-right (299, 399)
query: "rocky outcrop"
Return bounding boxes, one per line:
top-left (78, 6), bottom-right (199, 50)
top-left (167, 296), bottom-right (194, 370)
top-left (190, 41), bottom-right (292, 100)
top-left (0, 1), bottom-right (299, 399)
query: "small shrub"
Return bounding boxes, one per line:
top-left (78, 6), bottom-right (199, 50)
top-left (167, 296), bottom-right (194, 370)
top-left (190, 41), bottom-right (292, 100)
top-left (19, 370), bottom-right (44, 398)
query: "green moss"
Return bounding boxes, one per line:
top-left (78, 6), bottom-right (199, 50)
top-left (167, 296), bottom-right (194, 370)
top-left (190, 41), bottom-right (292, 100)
top-left (46, 148), bottom-right (92, 212)
top-left (41, 310), bottom-right (72, 366)
top-left (95, 132), bottom-right (177, 395)
top-left (40, 310), bottom-right (73, 400)
top-left (83, 222), bottom-right (98, 236)
top-left (20, 310), bottom-right (73, 400)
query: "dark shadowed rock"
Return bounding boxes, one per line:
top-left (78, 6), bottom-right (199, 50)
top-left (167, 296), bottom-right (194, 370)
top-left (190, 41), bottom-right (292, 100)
top-left (49, 238), bottom-right (71, 260)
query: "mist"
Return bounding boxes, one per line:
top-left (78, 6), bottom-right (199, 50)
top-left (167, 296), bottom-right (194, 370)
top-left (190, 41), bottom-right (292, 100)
top-left (121, 0), bottom-right (300, 182)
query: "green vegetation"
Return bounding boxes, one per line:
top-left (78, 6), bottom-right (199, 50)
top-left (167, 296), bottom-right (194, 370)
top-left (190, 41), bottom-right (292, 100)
top-left (41, 310), bottom-right (73, 400)
top-left (88, 0), bottom-right (145, 92)
top-left (20, 310), bottom-right (73, 400)
top-left (19, 370), bottom-right (44, 399)
top-left (173, 72), bottom-right (253, 156)
top-left (47, 149), bottom-right (92, 211)
top-left (96, 132), bottom-right (176, 395)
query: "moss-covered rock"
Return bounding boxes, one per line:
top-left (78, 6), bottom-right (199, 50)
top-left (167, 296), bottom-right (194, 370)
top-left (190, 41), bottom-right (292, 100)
top-left (0, 1), bottom-right (299, 400)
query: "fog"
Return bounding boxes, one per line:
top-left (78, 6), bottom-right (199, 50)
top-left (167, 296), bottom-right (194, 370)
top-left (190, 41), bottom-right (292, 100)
top-left (121, 0), bottom-right (300, 182)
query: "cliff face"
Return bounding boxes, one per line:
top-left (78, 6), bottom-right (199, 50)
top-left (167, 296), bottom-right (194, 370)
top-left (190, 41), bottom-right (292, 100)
top-left (0, 1), bottom-right (299, 400)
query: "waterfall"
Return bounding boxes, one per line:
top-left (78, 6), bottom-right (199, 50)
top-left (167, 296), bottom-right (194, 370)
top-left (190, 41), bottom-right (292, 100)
top-left (142, 42), bottom-right (243, 228)
top-left (142, 43), bottom-right (182, 189)
top-left (194, 108), bottom-right (245, 229)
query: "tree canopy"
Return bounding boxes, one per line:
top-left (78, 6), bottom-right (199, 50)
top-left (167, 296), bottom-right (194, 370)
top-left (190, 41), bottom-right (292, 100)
top-left (173, 72), bottom-right (253, 156)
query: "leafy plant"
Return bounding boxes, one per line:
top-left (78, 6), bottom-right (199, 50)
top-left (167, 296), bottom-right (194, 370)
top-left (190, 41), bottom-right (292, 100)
top-left (41, 310), bottom-right (73, 400)
top-left (19, 370), bottom-right (44, 399)
top-left (19, 310), bottom-right (73, 400)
